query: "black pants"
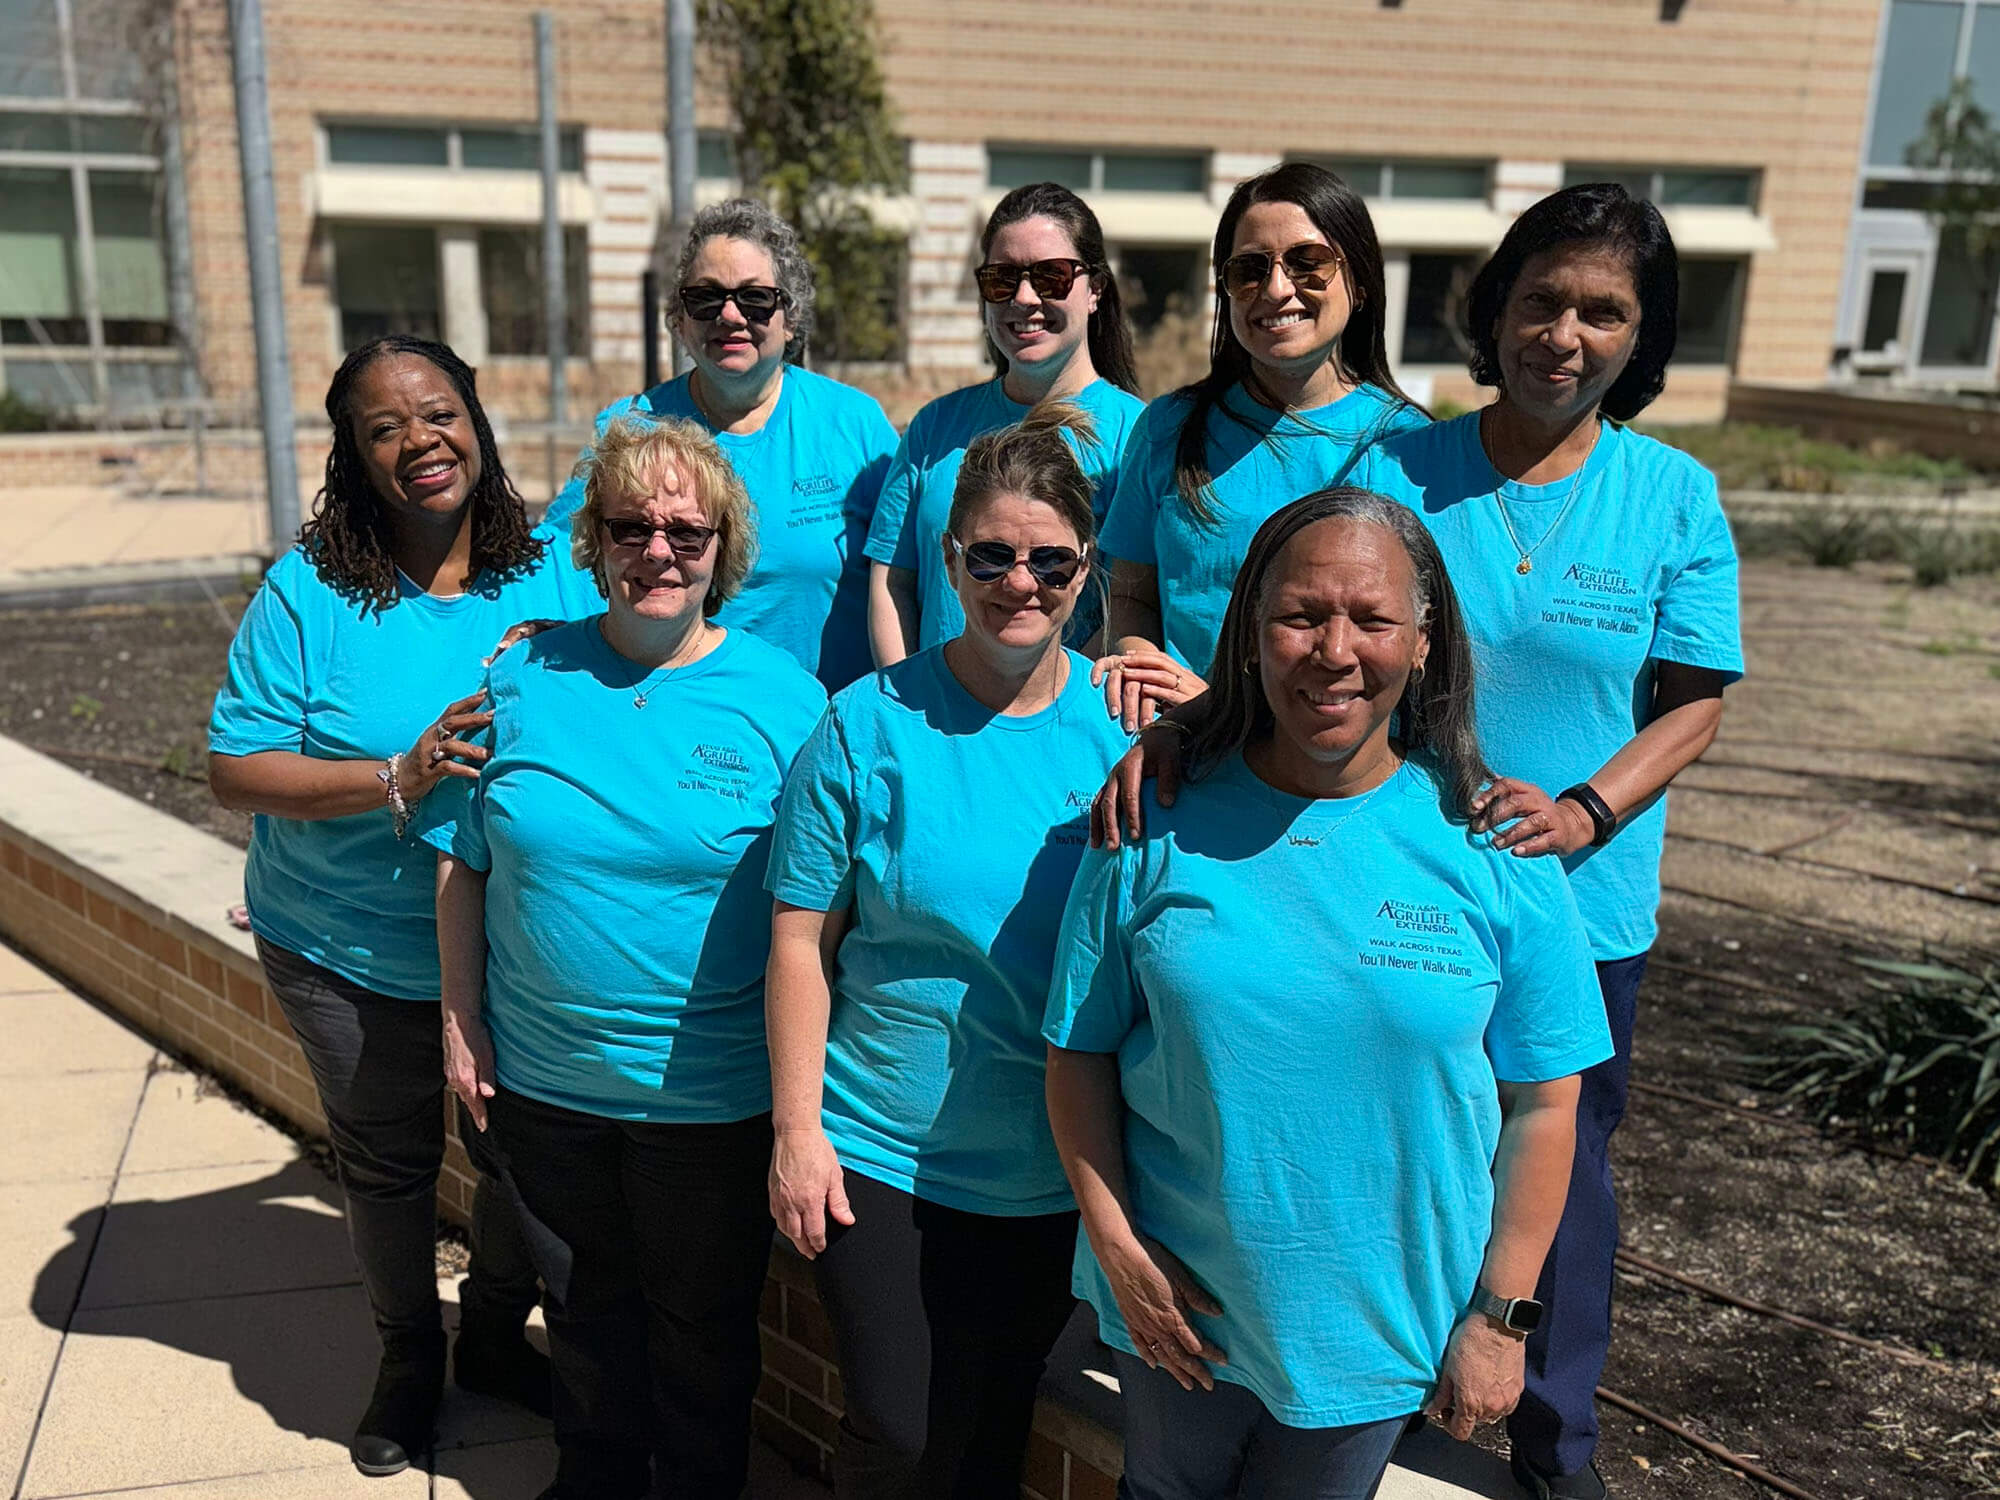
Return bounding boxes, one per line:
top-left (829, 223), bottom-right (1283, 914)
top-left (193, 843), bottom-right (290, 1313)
top-left (488, 1087), bottom-right (775, 1500)
top-left (258, 938), bottom-right (539, 1346)
top-left (813, 1169), bottom-right (1079, 1500)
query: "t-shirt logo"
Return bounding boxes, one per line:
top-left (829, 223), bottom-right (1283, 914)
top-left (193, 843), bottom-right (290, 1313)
top-left (793, 475), bottom-right (837, 496)
top-left (680, 742), bottom-right (753, 800)
top-left (1561, 562), bottom-right (1637, 597)
top-left (1375, 899), bottom-right (1458, 934)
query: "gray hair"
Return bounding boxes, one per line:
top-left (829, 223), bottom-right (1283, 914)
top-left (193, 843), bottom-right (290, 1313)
top-left (1176, 487), bottom-right (1490, 820)
top-left (674, 197), bottom-right (817, 358)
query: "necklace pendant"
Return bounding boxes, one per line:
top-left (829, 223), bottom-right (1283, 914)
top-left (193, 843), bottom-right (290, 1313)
top-left (633, 695), bottom-right (647, 709)
top-left (1516, 558), bottom-right (1533, 575)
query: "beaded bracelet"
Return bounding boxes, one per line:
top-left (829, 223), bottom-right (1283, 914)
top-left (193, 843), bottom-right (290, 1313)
top-left (377, 752), bottom-right (413, 840)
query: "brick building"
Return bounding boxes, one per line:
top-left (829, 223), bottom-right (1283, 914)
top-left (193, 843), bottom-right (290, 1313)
top-left (1, 0), bottom-right (1884, 428)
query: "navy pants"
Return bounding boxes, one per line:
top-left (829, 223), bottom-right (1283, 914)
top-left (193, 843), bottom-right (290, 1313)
top-left (1506, 951), bottom-right (1648, 1480)
top-left (1113, 1353), bottom-right (1406, 1500)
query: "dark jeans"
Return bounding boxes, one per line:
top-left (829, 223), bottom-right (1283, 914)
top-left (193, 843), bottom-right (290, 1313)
top-left (487, 1087), bottom-right (775, 1500)
top-left (1112, 1353), bottom-right (1406, 1500)
top-left (812, 1169), bottom-right (1079, 1500)
top-left (257, 938), bottom-right (539, 1347)
top-left (1506, 950), bottom-right (1649, 1480)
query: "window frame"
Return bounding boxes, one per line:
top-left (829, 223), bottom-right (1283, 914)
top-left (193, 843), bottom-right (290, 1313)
top-left (1289, 156), bottom-right (1494, 202)
top-left (1561, 162), bottom-right (1761, 209)
top-left (985, 143), bottom-right (1210, 195)
top-left (319, 119), bottom-right (585, 175)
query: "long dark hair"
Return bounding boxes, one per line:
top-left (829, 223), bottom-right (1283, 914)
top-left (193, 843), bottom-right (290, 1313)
top-left (1177, 487), bottom-right (1488, 819)
top-left (1173, 163), bottom-right (1422, 525)
top-left (1465, 182), bottom-right (1679, 421)
top-left (303, 335), bottom-right (543, 610)
top-left (980, 183), bottom-right (1141, 397)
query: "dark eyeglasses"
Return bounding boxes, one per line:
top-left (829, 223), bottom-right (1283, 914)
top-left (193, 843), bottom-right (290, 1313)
top-left (973, 258), bottom-right (1092, 304)
top-left (951, 537), bottom-right (1088, 587)
top-left (601, 519), bottom-right (718, 555)
top-left (678, 284), bottom-right (788, 323)
top-left (1219, 242), bottom-right (1342, 301)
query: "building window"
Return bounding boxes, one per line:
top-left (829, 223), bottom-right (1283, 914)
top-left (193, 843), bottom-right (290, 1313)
top-left (1303, 158), bottom-right (1490, 200)
top-left (1677, 257), bottom-right (1747, 365)
top-left (986, 146), bottom-right (1207, 194)
top-left (479, 227), bottom-right (591, 357)
top-left (697, 130), bottom-right (736, 181)
top-left (89, 171), bottom-right (172, 346)
top-left (331, 225), bottom-right (440, 349)
top-left (1115, 245), bottom-right (1203, 330)
top-left (1919, 228), bottom-right (1999, 366)
top-left (324, 122), bottom-right (583, 173)
top-left (0, 166), bottom-right (88, 346)
top-left (1870, 0), bottom-right (1966, 168)
top-left (1402, 252), bottom-right (1482, 363)
top-left (1563, 164), bottom-right (1758, 208)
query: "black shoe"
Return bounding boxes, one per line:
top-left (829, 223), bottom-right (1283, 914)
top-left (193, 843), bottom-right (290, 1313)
top-left (1512, 1453), bottom-right (1610, 1500)
top-left (351, 1331), bottom-right (446, 1477)
top-left (454, 1320), bottom-right (553, 1418)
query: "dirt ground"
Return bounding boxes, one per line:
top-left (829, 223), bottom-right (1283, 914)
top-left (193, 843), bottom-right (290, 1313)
top-left (2, 557), bottom-right (1997, 1500)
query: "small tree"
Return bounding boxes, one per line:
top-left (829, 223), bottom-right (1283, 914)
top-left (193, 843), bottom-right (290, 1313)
top-left (698, 0), bottom-right (909, 363)
top-left (1909, 78), bottom-right (2000, 366)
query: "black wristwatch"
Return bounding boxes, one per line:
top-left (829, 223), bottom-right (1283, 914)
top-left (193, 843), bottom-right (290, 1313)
top-left (1557, 782), bottom-right (1617, 847)
top-left (1471, 1285), bottom-right (1544, 1338)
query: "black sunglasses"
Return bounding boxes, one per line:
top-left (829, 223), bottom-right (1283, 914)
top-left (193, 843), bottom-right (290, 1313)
top-left (1219, 242), bottom-right (1342, 300)
top-left (601, 519), bottom-right (718, 556)
top-left (951, 537), bottom-right (1088, 587)
top-left (973, 258), bottom-right (1092, 304)
top-left (678, 284), bottom-right (789, 323)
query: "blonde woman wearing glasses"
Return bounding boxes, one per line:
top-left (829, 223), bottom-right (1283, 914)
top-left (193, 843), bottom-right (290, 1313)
top-left (1094, 162), bottom-right (1427, 733)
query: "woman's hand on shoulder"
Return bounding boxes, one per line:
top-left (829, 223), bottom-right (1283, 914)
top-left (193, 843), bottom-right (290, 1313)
top-left (1090, 725), bottom-right (1184, 850)
top-left (486, 617), bottom-right (562, 666)
top-left (769, 1125), bottom-right (854, 1260)
top-left (1100, 1233), bottom-right (1227, 1392)
top-left (1091, 648), bottom-right (1206, 735)
top-left (397, 691), bottom-right (492, 803)
top-left (1470, 777), bottom-right (1594, 859)
top-left (1425, 1313), bottom-right (1525, 1442)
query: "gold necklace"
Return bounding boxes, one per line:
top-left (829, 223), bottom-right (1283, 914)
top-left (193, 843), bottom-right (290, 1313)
top-left (1481, 418), bottom-right (1593, 577)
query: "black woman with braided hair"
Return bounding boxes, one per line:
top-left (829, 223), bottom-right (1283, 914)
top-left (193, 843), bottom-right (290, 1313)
top-left (208, 335), bottom-right (598, 1477)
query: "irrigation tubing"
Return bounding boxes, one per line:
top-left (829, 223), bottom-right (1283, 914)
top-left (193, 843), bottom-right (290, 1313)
top-left (1593, 1386), bottom-right (1826, 1500)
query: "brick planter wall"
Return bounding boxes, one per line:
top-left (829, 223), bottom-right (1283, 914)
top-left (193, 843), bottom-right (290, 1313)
top-left (0, 731), bottom-right (1124, 1498)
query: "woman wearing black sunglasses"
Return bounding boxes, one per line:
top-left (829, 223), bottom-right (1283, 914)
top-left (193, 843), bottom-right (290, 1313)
top-left (546, 198), bottom-right (898, 691)
top-left (864, 182), bottom-right (1143, 663)
top-left (1095, 162), bottom-right (1427, 732)
top-left (765, 403), bottom-right (1131, 1499)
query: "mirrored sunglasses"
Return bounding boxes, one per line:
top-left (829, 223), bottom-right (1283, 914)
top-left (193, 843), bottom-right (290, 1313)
top-left (1219, 242), bottom-right (1342, 300)
top-left (952, 537), bottom-right (1088, 587)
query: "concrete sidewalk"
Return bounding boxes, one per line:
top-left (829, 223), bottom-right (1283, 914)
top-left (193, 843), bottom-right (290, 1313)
top-left (0, 939), bottom-right (820, 1500)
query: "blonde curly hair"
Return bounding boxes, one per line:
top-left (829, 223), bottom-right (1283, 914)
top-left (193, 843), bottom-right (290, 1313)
top-left (568, 415), bottom-right (757, 616)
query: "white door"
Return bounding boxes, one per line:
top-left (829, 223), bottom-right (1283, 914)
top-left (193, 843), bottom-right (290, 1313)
top-left (1851, 247), bottom-right (1924, 375)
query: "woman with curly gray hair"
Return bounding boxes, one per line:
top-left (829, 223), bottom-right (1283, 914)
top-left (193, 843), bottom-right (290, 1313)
top-left (548, 197), bottom-right (898, 690)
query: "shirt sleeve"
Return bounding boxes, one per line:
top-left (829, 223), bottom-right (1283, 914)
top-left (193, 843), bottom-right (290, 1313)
top-left (1483, 857), bottom-right (1613, 1083)
top-left (1097, 406), bottom-right (1164, 566)
top-left (1650, 478), bottom-right (1745, 680)
top-left (863, 423), bottom-right (921, 567)
top-left (208, 570), bottom-right (308, 756)
top-left (765, 701), bottom-right (861, 911)
top-left (1043, 840), bottom-right (1144, 1053)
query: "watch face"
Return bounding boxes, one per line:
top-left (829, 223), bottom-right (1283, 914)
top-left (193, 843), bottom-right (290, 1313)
top-left (1509, 1298), bottom-right (1545, 1334)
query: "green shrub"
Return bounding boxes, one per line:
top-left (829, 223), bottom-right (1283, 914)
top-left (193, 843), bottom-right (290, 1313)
top-left (0, 388), bottom-right (52, 433)
top-left (1646, 421), bottom-right (1982, 492)
top-left (1762, 957), bottom-right (2000, 1186)
top-left (1787, 507), bottom-right (1884, 568)
top-left (1899, 524), bottom-right (2000, 586)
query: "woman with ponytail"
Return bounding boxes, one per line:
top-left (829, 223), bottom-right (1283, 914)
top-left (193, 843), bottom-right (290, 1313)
top-left (766, 402), bottom-right (1131, 1498)
top-left (208, 336), bottom-right (597, 1478)
top-left (1095, 163), bottom-right (1427, 731)
top-left (865, 183), bottom-right (1143, 661)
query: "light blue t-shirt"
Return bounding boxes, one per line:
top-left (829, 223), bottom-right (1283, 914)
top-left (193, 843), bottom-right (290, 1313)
top-left (207, 529), bottom-right (599, 1001)
top-left (1098, 381), bottom-right (1426, 676)
top-left (767, 647), bottom-right (1130, 1215)
top-left (546, 366), bottom-right (897, 690)
top-left (861, 376), bottom-right (1144, 650)
top-left (1044, 754), bottom-right (1610, 1428)
top-left (425, 621), bottom-right (825, 1122)
top-left (1351, 414), bottom-right (1744, 960)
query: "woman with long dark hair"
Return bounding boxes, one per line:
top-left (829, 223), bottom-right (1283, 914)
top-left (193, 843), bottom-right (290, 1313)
top-left (209, 335), bottom-right (595, 1476)
top-left (865, 181), bottom-right (1143, 659)
top-left (1094, 162), bottom-right (1428, 731)
top-left (1047, 490), bottom-right (1607, 1500)
top-left (1349, 183), bottom-right (1742, 1500)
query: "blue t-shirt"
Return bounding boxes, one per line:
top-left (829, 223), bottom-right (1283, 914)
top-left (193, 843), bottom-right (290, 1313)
top-left (1351, 415), bottom-right (1744, 959)
top-left (767, 647), bottom-right (1130, 1215)
top-left (861, 376), bottom-right (1144, 650)
top-left (1098, 381), bottom-right (1426, 676)
top-left (1043, 754), bottom-right (1610, 1428)
top-left (425, 621), bottom-right (825, 1122)
top-left (207, 530), bottom-right (599, 1001)
top-left (546, 366), bottom-right (897, 690)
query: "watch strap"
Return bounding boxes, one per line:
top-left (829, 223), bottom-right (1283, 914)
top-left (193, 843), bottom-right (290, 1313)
top-left (1558, 782), bottom-right (1616, 847)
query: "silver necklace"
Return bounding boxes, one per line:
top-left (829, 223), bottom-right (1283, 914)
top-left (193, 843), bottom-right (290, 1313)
top-left (612, 624), bottom-right (709, 708)
top-left (1482, 421), bottom-right (1593, 576)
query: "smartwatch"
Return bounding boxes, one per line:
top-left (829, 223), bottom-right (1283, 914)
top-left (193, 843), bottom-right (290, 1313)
top-left (1471, 1285), bottom-right (1544, 1338)
top-left (1557, 782), bottom-right (1617, 847)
